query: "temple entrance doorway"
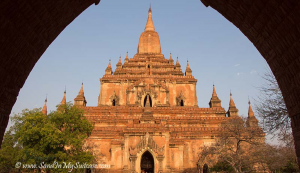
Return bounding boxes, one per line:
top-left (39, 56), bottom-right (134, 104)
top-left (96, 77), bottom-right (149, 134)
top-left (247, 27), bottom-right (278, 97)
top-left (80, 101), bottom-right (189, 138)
top-left (203, 164), bottom-right (208, 173)
top-left (140, 151), bottom-right (154, 173)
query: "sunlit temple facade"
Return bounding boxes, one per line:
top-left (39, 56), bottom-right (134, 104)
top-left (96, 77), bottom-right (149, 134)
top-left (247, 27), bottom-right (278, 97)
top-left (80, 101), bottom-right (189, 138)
top-left (43, 7), bottom-right (262, 173)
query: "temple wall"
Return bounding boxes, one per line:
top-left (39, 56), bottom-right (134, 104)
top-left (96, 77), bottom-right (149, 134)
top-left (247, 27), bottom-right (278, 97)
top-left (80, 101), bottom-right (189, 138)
top-left (87, 125), bottom-right (252, 173)
top-left (111, 145), bottom-right (123, 169)
top-left (167, 82), bottom-right (197, 107)
top-left (99, 79), bottom-right (197, 107)
top-left (86, 139), bottom-right (111, 164)
top-left (99, 82), bottom-right (129, 106)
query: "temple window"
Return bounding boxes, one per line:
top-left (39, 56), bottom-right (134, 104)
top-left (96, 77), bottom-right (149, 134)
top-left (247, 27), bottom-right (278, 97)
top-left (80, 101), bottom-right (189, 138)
top-left (180, 100), bottom-right (184, 106)
top-left (144, 94), bottom-right (152, 107)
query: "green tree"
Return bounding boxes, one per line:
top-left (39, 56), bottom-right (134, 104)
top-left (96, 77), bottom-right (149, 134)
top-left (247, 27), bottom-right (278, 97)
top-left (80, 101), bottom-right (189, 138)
top-left (0, 103), bottom-right (94, 173)
top-left (0, 128), bottom-right (22, 173)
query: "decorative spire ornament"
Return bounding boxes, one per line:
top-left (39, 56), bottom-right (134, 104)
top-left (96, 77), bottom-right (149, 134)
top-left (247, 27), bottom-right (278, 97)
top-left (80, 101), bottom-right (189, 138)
top-left (42, 96), bottom-right (47, 115)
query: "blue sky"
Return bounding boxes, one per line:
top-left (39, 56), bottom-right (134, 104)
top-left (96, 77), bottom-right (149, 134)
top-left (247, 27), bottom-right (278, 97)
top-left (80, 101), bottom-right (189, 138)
top-left (9, 0), bottom-right (272, 141)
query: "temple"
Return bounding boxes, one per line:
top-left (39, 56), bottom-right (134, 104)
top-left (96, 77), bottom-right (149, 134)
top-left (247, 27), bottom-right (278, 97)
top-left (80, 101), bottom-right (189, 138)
top-left (48, 7), bottom-right (263, 173)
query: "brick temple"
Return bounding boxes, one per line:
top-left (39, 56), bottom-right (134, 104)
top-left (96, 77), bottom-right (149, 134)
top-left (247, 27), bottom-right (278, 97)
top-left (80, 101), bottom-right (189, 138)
top-left (45, 7), bottom-right (262, 173)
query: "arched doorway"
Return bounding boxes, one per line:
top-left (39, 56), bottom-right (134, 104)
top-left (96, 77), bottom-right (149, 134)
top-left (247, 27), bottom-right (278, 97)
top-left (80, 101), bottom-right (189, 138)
top-left (141, 151), bottom-right (154, 173)
top-left (144, 94), bottom-right (152, 107)
top-left (203, 164), bottom-right (208, 173)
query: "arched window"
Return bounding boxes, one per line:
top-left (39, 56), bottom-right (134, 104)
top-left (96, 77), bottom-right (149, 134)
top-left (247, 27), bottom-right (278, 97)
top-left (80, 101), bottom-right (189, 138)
top-left (180, 99), bottom-right (184, 106)
top-left (144, 94), bottom-right (152, 107)
top-left (112, 99), bottom-right (116, 106)
top-left (147, 65), bottom-right (150, 75)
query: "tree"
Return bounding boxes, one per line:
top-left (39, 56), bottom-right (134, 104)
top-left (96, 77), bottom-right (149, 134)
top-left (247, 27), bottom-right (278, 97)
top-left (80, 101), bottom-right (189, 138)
top-left (254, 69), bottom-right (290, 141)
top-left (0, 103), bottom-right (94, 173)
top-left (253, 70), bottom-right (299, 172)
top-left (198, 117), bottom-right (265, 173)
top-left (252, 143), bottom-right (299, 173)
top-left (0, 128), bottom-right (22, 173)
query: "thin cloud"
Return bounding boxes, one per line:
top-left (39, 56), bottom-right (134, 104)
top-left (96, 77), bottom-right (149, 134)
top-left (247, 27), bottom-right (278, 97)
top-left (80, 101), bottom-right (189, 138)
top-left (250, 70), bottom-right (257, 74)
top-left (234, 64), bottom-right (240, 67)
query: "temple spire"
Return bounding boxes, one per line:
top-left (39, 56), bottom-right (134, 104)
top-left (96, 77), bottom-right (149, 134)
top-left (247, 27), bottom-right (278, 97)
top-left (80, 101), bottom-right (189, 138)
top-left (138, 7), bottom-right (161, 54)
top-left (42, 96), bottom-right (47, 115)
top-left (108, 59), bottom-right (111, 68)
top-left (185, 60), bottom-right (192, 76)
top-left (212, 85), bottom-right (217, 97)
top-left (186, 60), bottom-right (191, 69)
top-left (246, 99), bottom-right (258, 127)
top-left (227, 92), bottom-right (239, 117)
top-left (209, 84), bottom-right (221, 108)
top-left (116, 56), bottom-right (122, 68)
top-left (61, 89), bottom-right (66, 105)
top-left (125, 52), bottom-right (129, 63)
top-left (229, 92), bottom-right (235, 107)
top-left (118, 56), bottom-right (122, 64)
top-left (176, 57), bottom-right (181, 69)
top-left (79, 83), bottom-right (84, 95)
top-left (145, 6), bottom-right (155, 31)
top-left (248, 100), bottom-right (254, 117)
top-left (105, 59), bottom-right (113, 75)
top-left (169, 53), bottom-right (174, 65)
top-left (74, 83), bottom-right (87, 106)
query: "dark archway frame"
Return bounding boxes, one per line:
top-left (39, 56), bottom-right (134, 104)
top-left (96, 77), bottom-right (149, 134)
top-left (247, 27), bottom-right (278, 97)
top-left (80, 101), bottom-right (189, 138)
top-left (1, 0), bottom-right (300, 166)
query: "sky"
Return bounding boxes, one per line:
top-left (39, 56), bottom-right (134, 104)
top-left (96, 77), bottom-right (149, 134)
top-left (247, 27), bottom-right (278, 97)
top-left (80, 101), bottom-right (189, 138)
top-left (9, 0), bottom-right (274, 142)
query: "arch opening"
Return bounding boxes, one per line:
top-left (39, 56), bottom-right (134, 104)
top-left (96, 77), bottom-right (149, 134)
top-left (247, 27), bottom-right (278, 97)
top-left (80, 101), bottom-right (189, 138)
top-left (112, 99), bottom-right (116, 106)
top-left (140, 151), bottom-right (154, 173)
top-left (143, 94), bottom-right (152, 107)
top-left (147, 65), bottom-right (150, 75)
top-left (203, 163), bottom-right (208, 173)
top-left (180, 99), bottom-right (184, 106)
